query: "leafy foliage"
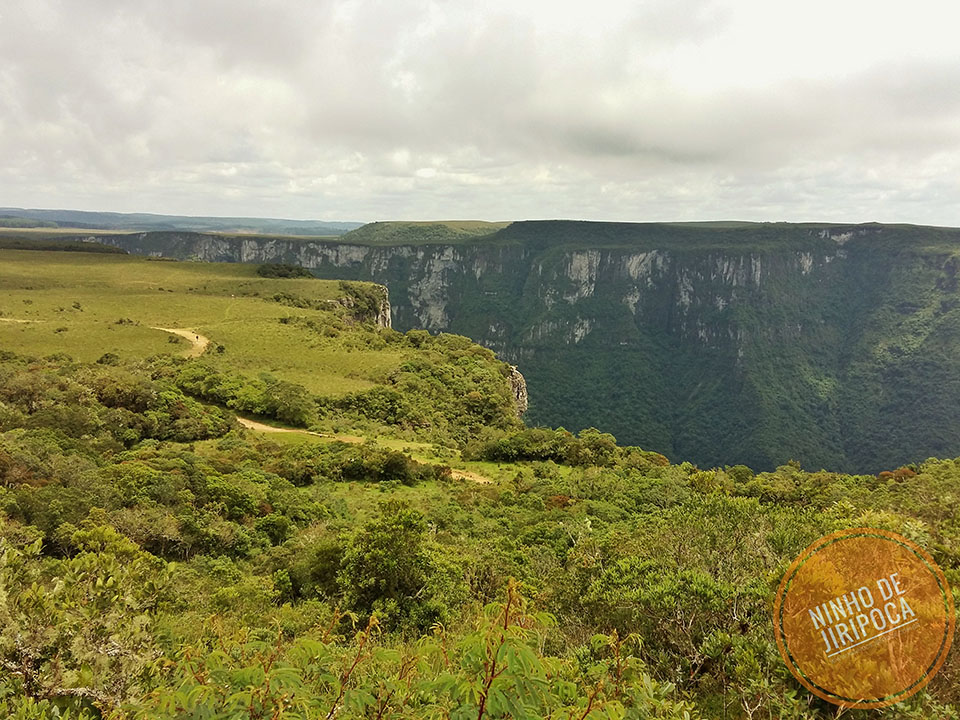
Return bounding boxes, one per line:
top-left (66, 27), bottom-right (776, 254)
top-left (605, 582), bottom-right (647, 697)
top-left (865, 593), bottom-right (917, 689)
top-left (256, 263), bottom-right (314, 279)
top-left (1, 341), bottom-right (960, 716)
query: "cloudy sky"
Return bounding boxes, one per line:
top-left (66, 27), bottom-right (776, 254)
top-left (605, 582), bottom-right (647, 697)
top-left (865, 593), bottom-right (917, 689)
top-left (2, 0), bottom-right (960, 224)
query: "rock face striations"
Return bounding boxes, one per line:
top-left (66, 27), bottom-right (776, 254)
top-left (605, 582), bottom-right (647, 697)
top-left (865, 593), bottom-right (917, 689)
top-left (509, 366), bottom-right (528, 417)
top-left (86, 221), bottom-right (960, 472)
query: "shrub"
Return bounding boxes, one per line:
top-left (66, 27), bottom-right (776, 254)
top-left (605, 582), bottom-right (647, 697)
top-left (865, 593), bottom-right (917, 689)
top-left (256, 263), bottom-right (313, 278)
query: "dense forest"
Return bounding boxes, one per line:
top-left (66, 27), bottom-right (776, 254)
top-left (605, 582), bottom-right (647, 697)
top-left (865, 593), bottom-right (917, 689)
top-left (2, 346), bottom-right (959, 718)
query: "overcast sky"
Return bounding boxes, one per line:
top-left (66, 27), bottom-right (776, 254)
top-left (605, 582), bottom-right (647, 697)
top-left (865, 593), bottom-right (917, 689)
top-left (2, 0), bottom-right (960, 224)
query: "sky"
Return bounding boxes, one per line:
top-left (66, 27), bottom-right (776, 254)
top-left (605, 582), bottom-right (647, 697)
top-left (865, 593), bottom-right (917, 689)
top-left (2, 0), bottom-right (960, 224)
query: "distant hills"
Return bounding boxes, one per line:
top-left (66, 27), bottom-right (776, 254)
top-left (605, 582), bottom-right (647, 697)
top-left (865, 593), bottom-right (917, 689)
top-left (340, 220), bottom-right (509, 245)
top-left (0, 207), bottom-right (362, 236)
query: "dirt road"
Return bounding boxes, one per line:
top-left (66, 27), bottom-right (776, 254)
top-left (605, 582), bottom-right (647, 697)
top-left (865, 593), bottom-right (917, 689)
top-left (235, 417), bottom-right (491, 483)
top-left (151, 327), bottom-right (210, 358)
top-left (236, 416), bottom-right (328, 437)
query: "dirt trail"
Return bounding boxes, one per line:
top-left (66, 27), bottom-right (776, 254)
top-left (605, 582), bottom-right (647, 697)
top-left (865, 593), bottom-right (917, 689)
top-left (237, 416), bottom-right (327, 437)
top-left (236, 417), bottom-right (492, 483)
top-left (236, 416), bottom-right (364, 442)
top-left (151, 327), bottom-right (210, 358)
top-left (449, 468), bottom-right (492, 485)
top-left (5, 318), bottom-right (493, 482)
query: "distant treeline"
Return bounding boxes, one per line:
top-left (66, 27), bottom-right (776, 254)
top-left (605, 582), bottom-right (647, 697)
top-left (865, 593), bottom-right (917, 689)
top-left (0, 215), bottom-right (59, 228)
top-left (0, 207), bottom-right (361, 235)
top-left (0, 236), bottom-right (126, 253)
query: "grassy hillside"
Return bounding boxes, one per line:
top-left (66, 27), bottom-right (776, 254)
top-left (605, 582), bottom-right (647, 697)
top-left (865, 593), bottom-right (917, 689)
top-left (0, 251), bottom-right (520, 445)
top-left (0, 251), bottom-right (354, 384)
top-left (340, 220), bottom-right (509, 245)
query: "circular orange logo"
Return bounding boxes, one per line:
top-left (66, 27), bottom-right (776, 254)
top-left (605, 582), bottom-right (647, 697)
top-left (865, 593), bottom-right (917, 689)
top-left (774, 528), bottom-right (954, 708)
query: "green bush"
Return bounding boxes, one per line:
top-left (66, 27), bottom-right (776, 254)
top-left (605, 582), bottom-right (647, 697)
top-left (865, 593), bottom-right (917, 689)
top-left (256, 263), bottom-right (313, 278)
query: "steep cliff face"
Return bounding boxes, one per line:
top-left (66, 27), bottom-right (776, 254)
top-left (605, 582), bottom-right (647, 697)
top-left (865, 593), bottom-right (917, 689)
top-left (333, 282), bottom-right (392, 328)
top-left (509, 366), bottom-right (528, 417)
top-left (88, 223), bottom-right (960, 472)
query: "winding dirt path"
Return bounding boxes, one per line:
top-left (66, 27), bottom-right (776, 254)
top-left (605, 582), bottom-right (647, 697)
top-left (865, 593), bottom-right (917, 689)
top-left (236, 417), bottom-right (365, 442)
top-left (151, 327), bottom-right (210, 357)
top-left (235, 417), bottom-right (491, 483)
top-left (450, 468), bottom-right (492, 485)
top-left (5, 317), bottom-right (492, 483)
top-left (149, 325), bottom-right (492, 484)
top-left (236, 416), bottom-right (328, 438)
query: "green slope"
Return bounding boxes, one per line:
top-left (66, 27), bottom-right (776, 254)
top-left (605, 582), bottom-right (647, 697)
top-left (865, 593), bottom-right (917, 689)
top-left (340, 220), bottom-right (509, 245)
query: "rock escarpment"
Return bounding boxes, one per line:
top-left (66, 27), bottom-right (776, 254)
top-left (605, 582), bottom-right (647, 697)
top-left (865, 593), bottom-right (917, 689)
top-left (509, 366), bottom-right (528, 417)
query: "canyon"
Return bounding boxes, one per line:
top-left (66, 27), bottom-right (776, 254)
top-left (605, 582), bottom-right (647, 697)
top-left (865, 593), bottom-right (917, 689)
top-left (84, 221), bottom-right (960, 472)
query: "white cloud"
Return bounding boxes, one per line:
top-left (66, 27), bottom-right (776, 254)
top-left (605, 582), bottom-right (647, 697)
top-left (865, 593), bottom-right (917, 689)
top-left (1, 0), bottom-right (960, 224)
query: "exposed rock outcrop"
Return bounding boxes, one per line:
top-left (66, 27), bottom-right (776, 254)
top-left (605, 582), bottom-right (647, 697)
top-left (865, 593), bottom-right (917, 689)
top-left (375, 288), bottom-right (391, 329)
top-left (338, 283), bottom-right (391, 328)
top-left (509, 366), bottom-right (528, 417)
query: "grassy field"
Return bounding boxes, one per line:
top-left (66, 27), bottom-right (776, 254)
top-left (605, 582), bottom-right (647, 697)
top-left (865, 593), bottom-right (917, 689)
top-left (0, 247), bottom-right (531, 478)
top-left (339, 220), bottom-right (510, 245)
top-left (0, 250), bottom-right (402, 395)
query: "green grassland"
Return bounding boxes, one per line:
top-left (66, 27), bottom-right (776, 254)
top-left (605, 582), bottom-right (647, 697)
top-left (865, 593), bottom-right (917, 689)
top-left (0, 248), bottom-right (523, 448)
top-left (339, 220), bottom-right (510, 245)
top-left (0, 250), bottom-right (396, 394)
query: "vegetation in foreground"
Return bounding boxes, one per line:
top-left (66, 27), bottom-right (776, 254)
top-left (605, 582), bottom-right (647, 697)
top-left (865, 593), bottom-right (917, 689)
top-left (0, 250), bottom-right (958, 718)
top-left (2, 349), bottom-right (958, 719)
